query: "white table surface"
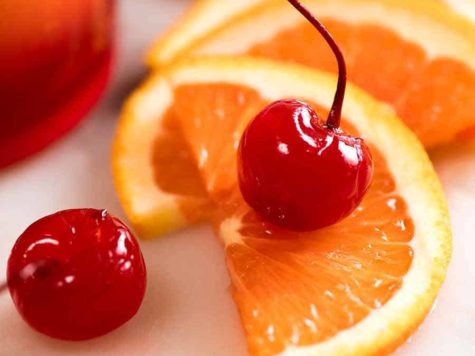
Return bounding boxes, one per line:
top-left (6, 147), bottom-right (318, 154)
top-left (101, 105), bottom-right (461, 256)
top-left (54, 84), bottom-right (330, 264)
top-left (1, 1), bottom-right (475, 355)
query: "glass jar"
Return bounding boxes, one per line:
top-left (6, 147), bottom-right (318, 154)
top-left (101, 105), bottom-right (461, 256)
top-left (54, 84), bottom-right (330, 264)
top-left (0, 0), bottom-right (115, 167)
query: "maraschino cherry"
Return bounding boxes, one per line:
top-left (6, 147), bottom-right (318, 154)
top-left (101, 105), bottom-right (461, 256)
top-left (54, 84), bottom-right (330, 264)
top-left (238, 0), bottom-right (374, 231)
top-left (5, 209), bottom-right (146, 341)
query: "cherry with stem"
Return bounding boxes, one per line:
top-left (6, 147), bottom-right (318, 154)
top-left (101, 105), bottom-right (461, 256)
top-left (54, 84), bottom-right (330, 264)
top-left (238, 0), bottom-right (374, 231)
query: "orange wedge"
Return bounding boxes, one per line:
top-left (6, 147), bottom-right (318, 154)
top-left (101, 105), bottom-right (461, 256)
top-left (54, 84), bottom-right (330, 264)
top-left (112, 77), bottom-right (211, 238)
top-left (112, 57), bottom-right (451, 354)
top-left (147, 0), bottom-right (475, 147)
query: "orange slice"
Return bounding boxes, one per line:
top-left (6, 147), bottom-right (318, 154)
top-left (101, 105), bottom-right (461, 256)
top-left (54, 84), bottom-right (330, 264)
top-left (112, 57), bottom-right (451, 354)
top-left (147, 0), bottom-right (475, 147)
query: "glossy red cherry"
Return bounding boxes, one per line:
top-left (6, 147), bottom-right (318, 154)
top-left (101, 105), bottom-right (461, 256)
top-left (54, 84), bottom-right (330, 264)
top-left (6, 209), bottom-right (146, 341)
top-left (237, 0), bottom-right (374, 231)
top-left (238, 99), bottom-right (373, 230)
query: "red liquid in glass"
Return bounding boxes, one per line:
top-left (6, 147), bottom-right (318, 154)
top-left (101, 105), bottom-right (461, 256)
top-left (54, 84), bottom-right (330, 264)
top-left (0, 0), bottom-right (115, 167)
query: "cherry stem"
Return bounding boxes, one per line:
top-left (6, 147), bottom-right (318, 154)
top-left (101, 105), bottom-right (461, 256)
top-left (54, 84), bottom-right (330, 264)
top-left (287, 0), bottom-right (346, 129)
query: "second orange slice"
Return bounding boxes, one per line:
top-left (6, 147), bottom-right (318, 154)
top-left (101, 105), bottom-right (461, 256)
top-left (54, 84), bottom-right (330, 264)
top-left (148, 0), bottom-right (475, 147)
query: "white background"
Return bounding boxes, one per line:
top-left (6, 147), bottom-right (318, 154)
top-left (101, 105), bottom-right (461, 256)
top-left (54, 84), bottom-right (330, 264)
top-left (0, 0), bottom-right (474, 354)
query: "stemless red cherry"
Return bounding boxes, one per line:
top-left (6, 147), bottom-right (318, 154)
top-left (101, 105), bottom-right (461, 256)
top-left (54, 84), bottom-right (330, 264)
top-left (237, 0), bottom-right (374, 231)
top-left (238, 99), bottom-right (373, 231)
top-left (6, 209), bottom-right (146, 341)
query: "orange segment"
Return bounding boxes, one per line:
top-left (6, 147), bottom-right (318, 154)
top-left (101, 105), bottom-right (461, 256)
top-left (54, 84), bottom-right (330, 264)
top-left (152, 109), bottom-right (207, 197)
top-left (148, 0), bottom-right (475, 147)
top-left (172, 84), bottom-right (267, 196)
top-left (227, 161), bottom-right (413, 354)
top-left (249, 21), bottom-right (426, 104)
top-left (395, 58), bottom-right (475, 144)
